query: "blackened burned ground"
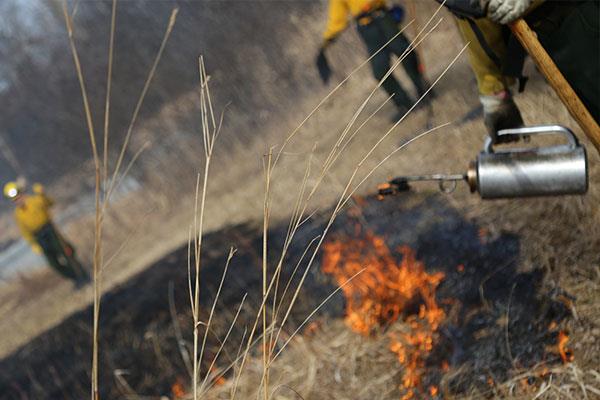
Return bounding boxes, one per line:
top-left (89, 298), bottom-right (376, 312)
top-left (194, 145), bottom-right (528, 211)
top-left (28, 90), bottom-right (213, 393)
top-left (0, 193), bottom-right (571, 399)
top-left (330, 194), bottom-right (572, 395)
top-left (418, 219), bottom-right (571, 393)
top-left (0, 217), bottom-right (342, 399)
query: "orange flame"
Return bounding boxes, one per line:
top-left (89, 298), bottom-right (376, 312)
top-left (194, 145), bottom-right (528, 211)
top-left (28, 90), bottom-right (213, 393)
top-left (441, 360), bottom-right (450, 372)
top-left (557, 331), bottom-right (574, 363)
top-left (214, 375), bottom-right (226, 386)
top-left (171, 377), bottom-right (186, 398)
top-left (322, 232), bottom-right (446, 398)
top-left (209, 365), bottom-right (227, 386)
top-left (304, 321), bottom-right (321, 336)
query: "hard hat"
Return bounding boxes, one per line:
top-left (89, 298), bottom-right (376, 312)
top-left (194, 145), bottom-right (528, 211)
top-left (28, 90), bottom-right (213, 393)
top-left (3, 181), bottom-right (20, 199)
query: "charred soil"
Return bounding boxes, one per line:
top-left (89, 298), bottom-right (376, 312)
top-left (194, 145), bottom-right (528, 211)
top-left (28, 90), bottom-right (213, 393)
top-left (0, 194), bottom-right (578, 399)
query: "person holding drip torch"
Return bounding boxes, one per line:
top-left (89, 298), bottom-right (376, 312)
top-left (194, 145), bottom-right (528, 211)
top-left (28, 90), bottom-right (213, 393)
top-left (440, 0), bottom-right (599, 143)
top-left (316, 0), bottom-right (432, 120)
top-left (3, 181), bottom-right (89, 288)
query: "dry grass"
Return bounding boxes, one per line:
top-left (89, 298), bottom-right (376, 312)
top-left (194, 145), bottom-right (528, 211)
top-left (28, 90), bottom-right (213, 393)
top-left (185, 5), bottom-right (600, 400)
top-left (198, 320), bottom-right (600, 400)
top-left (178, 4), bottom-right (490, 400)
top-left (176, 6), bottom-right (458, 399)
top-left (62, 1), bottom-right (178, 397)
top-left (1, 1), bottom-right (598, 399)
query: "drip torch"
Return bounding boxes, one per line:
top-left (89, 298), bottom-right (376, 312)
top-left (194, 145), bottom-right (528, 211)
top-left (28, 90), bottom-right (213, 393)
top-left (379, 125), bottom-right (588, 200)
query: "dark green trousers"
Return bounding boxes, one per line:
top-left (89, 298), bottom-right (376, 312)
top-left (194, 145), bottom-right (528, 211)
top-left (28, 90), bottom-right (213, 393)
top-left (529, 0), bottom-right (599, 122)
top-left (34, 223), bottom-right (88, 282)
top-left (356, 13), bottom-right (427, 109)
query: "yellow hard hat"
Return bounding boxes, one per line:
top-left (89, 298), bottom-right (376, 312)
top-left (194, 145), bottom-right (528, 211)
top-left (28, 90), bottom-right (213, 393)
top-left (3, 181), bottom-right (20, 199)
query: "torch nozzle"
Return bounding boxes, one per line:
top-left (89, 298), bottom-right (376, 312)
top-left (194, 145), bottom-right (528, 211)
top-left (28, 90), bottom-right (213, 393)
top-left (378, 173), bottom-right (468, 198)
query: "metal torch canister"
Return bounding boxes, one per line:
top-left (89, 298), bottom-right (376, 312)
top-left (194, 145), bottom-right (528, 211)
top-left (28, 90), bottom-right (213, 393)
top-left (467, 125), bottom-right (588, 199)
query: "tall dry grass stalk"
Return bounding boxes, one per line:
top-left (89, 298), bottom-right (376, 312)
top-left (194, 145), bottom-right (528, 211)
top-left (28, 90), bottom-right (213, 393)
top-left (262, 148), bottom-right (273, 399)
top-left (61, 4), bottom-right (103, 397)
top-left (62, 2), bottom-right (178, 398)
top-left (189, 56), bottom-right (226, 400)
top-left (184, 57), bottom-right (259, 399)
top-left (102, 0), bottom-right (116, 197)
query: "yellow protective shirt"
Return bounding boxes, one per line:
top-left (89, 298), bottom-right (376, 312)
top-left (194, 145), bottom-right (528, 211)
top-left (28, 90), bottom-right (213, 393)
top-left (323, 0), bottom-right (388, 41)
top-left (453, 0), bottom-right (544, 96)
top-left (454, 17), bottom-right (511, 96)
top-left (14, 193), bottom-right (54, 247)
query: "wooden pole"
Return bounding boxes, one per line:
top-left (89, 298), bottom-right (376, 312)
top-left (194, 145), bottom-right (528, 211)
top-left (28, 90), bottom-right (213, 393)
top-left (509, 18), bottom-right (600, 153)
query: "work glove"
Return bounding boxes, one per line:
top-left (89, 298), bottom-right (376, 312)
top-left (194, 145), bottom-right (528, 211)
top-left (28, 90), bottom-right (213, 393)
top-left (483, 0), bottom-right (533, 24)
top-left (480, 90), bottom-right (524, 143)
top-left (315, 45), bottom-right (332, 85)
top-left (32, 243), bottom-right (43, 255)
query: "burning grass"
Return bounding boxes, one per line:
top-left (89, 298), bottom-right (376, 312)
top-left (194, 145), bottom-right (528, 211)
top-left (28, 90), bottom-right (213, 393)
top-left (315, 196), bottom-right (593, 399)
top-left (322, 230), bottom-right (446, 399)
top-left (2, 194), bottom-right (599, 400)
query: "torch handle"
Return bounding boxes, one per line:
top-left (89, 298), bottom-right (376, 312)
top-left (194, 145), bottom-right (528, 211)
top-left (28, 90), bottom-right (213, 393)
top-left (509, 18), bottom-right (600, 154)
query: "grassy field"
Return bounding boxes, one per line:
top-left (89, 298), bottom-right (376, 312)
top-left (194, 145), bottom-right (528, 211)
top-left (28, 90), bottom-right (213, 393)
top-left (0, 1), bottom-right (598, 399)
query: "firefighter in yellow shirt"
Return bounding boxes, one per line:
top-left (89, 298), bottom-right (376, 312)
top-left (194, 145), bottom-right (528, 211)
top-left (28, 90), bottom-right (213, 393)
top-left (316, 0), bottom-right (432, 119)
top-left (3, 181), bottom-right (89, 286)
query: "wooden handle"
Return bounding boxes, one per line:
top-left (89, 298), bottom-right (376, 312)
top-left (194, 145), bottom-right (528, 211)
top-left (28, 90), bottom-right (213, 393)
top-left (509, 18), bottom-right (600, 153)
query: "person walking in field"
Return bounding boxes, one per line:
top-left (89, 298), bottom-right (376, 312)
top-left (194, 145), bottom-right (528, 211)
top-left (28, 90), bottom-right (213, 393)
top-left (3, 181), bottom-right (89, 287)
top-left (316, 0), bottom-right (432, 119)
